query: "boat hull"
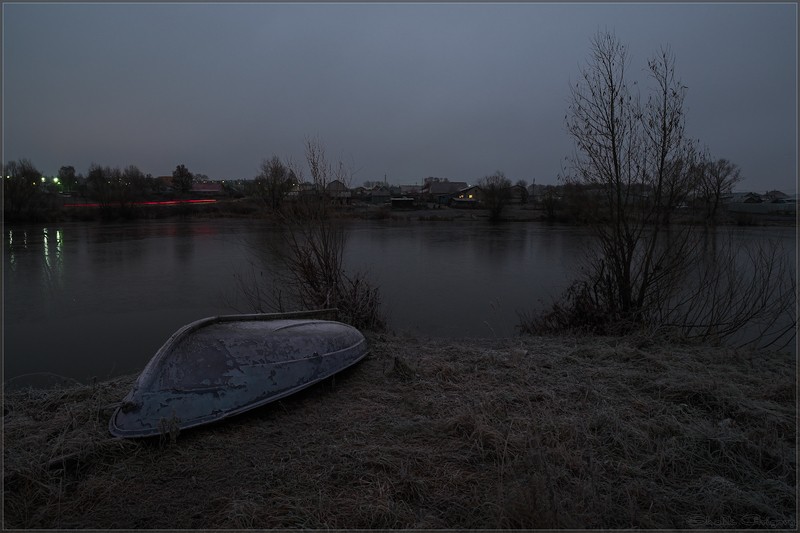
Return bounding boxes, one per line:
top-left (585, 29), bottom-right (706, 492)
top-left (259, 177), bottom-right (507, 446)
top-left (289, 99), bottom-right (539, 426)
top-left (109, 315), bottom-right (368, 438)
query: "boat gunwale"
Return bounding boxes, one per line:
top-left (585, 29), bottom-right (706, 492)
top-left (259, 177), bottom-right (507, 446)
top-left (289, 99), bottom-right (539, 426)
top-left (109, 337), bottom-right (368, 438)
top-left (108, 308), bottom-right (374, 438)
top-left (130, 309), bottom-right (342, 392)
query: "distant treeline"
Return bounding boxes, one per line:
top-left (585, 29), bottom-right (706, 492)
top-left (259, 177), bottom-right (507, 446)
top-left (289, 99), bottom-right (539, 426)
top-left (2, 159), bottom-right (245, 222)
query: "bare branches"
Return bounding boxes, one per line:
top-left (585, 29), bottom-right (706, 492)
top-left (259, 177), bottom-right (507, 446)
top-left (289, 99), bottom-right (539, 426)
top-left (245, 138), bottom-right (386, 331)
top-left (254, 156), bottom-right (292, 211)
top-left (655, 235), bottom-right (796, 349)
top-left (565, 31), bottom-right (698, 317)
top-left (696, 156), bottom-right (743, 223)
top-left (479, 171), bottom-right (512, 221)
top-left (525, 31), bottom-right (795, 350)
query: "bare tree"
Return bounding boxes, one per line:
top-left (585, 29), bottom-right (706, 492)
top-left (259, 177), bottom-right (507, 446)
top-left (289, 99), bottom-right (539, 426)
top-left (255, 155), bottom-right (291, 211)
top-left (540, 185), bottom-right (560, 221)
top-left (523, 31), bottom-right (795, 349)
top-left (57, 165), bottom-right (78, 194)
top-left (563, 32), bottom-right (698, 320)
top-left (239, 137), bottom-right (385, 330)
top-left (122, 165), bottom-right (147, 203)
top-left (3, 159), bottom-right (49, 221)
top-left (479, 170), bottom-right (512, 221)
top-left (172, 164), bottom-right (193, 194)
top-left (697, 157), bottom-right (741, 223)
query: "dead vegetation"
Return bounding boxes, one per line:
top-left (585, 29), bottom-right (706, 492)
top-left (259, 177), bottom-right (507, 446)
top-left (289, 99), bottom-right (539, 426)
top-left (3, 335), bottom-right (796, 528)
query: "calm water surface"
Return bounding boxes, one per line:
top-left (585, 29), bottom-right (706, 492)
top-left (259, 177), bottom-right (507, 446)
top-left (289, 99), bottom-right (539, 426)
top-left (4, 219), bottom-right (593, 383)
top-left (3, 219), bottom-right (795, 384)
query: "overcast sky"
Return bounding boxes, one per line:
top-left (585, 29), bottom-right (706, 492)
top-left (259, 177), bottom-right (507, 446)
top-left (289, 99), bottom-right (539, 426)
top-left (2, 2), bottom-right (797, 192)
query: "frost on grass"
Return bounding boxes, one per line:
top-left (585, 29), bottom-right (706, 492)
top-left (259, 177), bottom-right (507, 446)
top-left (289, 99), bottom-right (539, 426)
top-left (3, 335), bottom-right (795, 528)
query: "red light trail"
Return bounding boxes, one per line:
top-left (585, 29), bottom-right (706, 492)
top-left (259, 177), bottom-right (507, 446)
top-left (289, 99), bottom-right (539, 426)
top-left (64, 199), bottom-right (217, 208)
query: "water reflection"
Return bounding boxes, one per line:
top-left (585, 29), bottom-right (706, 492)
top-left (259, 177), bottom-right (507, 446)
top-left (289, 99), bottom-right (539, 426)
top-left (3, 219), bottom-right (794, 385)
top-left (6, 228), bottom-right (41, 273)
top-left (41, 227), bottom-right (65, 292)
top-left (7, 229), bottom-right (15, 271)
top-left (174, 224), bottom-right (195, 263)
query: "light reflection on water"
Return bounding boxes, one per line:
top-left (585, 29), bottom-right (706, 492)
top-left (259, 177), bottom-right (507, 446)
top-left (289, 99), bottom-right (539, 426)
top-left (41, 228), bottom-right (61, 283)
top-left (2, 219), bottom-right (796, 385)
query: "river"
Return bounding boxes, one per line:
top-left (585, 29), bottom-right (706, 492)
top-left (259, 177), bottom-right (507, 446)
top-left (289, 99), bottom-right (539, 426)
top-left (3, 218), bottom-right (795, 385)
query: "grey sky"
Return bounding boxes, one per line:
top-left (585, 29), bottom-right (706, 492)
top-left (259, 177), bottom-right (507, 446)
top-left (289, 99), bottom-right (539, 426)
top-left (2, 2), bottom-right (796, 192)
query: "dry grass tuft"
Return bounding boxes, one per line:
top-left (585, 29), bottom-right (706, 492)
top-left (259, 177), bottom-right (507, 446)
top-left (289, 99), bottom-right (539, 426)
top-left (3, 335), bottom-right (795, 528)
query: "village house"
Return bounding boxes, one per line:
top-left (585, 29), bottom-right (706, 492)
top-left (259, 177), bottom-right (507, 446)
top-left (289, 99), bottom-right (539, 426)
top-left (724, 192), bottom-right (763, 203)
top-left (764, 190), bottom-right (788, 202)
top-left (422, 180), bottom-right (469, 205)
top-left (350, 186), bottom-right (368, 201)
top-left (325, 179), bottom-right (351, 204)
top-left (399, 185), bottom-right (422, 196)
top-left (452, 185), bottom-right (484, 208)
top-left (367, 186), bottom-right (391, 205)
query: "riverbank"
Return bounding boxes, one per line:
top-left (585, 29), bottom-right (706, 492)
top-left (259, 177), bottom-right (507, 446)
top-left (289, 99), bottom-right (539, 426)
top-left (9, 196), bottom-right (798, 226)
top-left (3, 334), bottom-right (795, 529)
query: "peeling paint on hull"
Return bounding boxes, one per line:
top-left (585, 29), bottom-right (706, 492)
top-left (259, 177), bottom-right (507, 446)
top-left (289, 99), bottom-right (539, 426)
top-left (109, 312), bottom-right (368, 438)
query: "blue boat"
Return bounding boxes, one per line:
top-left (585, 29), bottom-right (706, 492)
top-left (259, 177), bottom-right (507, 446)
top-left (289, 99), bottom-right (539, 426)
top-left (109, 310), bottom-right (367, 438)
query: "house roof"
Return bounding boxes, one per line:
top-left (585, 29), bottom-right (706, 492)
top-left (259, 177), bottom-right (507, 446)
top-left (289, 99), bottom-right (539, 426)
top-left (724, 192), bottom-right (763, 203)
top-left (326, 179), bottom-right (348, 191)
top-left (427, 181), bottom-right (468, 195)
top-left (192, 182), bottom-right (223, 193)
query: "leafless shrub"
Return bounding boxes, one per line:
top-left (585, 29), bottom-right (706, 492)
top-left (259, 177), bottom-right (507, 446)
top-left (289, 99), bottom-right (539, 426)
top-left (521, 32), bottom-right (796, 350)
top-left (277, 215), bottom-right (385, 331)
top-left (521, 231), bottom-right (796, 349)
top-left (654, 234), bottom-right (796, 349)
top-left (236, 137), bottom-right (385, 331)
top-left (253, 155), bottom-right (294, 211)
top-left (478, 171), bottom-right (512, 221)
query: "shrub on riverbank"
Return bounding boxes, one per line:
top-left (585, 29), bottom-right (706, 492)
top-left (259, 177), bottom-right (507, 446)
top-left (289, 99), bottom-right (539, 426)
top-left (3, 335), bottom-right (794, 528)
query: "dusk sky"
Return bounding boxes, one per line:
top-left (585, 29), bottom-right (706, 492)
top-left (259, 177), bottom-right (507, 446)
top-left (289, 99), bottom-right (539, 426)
top-left (3, 2), bottom-right (797, 192)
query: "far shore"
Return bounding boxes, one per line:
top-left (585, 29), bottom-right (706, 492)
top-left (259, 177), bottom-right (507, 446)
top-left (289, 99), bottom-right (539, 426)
top-left (5, 194), bottom-right (798, 226)
top-left (3, 333), bottom-right (795, 529)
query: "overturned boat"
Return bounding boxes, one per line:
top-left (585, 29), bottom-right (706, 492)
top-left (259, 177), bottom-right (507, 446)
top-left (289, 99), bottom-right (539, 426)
top-left (109, 311), bottom-right (368, 438)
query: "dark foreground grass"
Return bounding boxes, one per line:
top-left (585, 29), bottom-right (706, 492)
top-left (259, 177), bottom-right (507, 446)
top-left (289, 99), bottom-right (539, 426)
top-left (3, 335), bottom-right (796, 529)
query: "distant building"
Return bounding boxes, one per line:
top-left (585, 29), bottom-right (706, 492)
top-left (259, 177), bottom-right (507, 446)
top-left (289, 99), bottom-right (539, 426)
top-left (325, 180), bottom-right (351, 204)
top-left (724, 192), bottom-right (763, 203)
top-left (422, 180), bottom-right (469, 205)
top-left (351, 186), bottom-right (368, 200)
top-left (452, 185), bottom-right (484, 208)
top-left (765, 190), bottom-right (788, 202)
top-left (191, 182), bottom-right (223, 195)
top-left (399, 185), bottom-right (421, 196)
top-left (368, 186), bottom-right (391, 205)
